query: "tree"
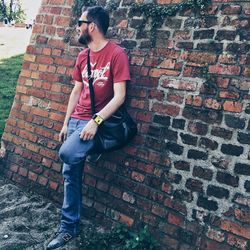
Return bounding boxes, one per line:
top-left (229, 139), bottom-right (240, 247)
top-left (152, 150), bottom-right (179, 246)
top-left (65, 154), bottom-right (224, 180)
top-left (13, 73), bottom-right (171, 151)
top-left (0, 0), bottom-right (25, 22)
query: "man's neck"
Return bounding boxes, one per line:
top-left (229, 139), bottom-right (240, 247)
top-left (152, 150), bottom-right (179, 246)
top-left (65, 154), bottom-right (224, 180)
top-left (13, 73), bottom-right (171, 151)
top-left (88, 38), bottom-right (109, 52)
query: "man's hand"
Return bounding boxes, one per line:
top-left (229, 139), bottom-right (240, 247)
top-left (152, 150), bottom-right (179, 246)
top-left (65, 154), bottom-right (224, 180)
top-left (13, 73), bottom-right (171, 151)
top-left (79, 120), bottom-right (98, 140)
top-left (59, 124), bottom-right (68, 142)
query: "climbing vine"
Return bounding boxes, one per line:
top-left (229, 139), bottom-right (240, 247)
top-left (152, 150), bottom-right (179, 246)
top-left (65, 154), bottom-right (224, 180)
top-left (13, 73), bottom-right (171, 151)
top-left (131, 0), bottom-right (210, 46)
top-left (66, 0), bottom-right (210, 46)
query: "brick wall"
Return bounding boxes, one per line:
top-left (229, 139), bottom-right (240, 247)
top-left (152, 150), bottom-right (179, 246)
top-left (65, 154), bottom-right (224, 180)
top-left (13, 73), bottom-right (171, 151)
top-left (1, 0), bottom-right (250, 249)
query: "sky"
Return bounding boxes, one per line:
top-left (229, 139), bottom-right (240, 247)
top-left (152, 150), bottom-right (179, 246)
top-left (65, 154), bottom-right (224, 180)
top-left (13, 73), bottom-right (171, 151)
top-left (20, 0), bottom-right (42, 20)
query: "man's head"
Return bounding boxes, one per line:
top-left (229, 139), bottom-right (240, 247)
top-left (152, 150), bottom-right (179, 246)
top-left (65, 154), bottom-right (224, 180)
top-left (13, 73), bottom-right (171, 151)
top-left (78, 6), bottom-right (109, 45)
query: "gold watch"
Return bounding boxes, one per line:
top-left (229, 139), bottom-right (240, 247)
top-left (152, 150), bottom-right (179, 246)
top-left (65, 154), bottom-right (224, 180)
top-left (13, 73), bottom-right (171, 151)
top-left (92, 114), bottom-right (103, 125)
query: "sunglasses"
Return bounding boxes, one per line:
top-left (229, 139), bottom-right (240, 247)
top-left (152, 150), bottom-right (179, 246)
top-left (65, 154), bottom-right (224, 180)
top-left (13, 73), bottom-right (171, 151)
top-left (78, 20), bottom-right (92, 27)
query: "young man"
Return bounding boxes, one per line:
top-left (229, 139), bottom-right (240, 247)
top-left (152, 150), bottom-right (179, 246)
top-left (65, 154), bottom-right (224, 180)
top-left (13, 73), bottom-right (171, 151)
top-left (46, 6), bottom-right (130, 250)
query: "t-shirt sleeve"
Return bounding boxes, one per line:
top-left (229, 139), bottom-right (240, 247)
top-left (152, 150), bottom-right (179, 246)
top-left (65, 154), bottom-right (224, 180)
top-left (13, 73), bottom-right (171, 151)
top-left (112, 50), bottom-right (131, 83)
top-left (72, 54), bottom-right (82, 83)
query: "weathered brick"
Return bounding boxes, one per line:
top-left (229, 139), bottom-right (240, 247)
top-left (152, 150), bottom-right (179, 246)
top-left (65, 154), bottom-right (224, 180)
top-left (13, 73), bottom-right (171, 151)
top-left (221, 144), bottom-right (243, 156)
top-left (193, 166), bottom-right (213, 181)
top-left (174, 161), bottom-right (190, 171)
top-left (188, 121), bottom-right (208, 135)
top-left (211, 127), bottom-right (232, 139)
top-left (172, 119), bottom-right (185, 129)
top-left (234, 162), bottom-right (250, 175)
top-left (209, 64), bottom-right (241, 75)
top-left (216, 171), bottom-right (239, 187)
top-left (186, 178), bottom-right (203, 192)
top-left (161, 79), bottom-right (197, 91)
top-left (180, 133), bottom-right (198, 146)
top-left (197, 196), bottom-right (218, 211)
top-left (221, 219), bottom-right (250, 239)
top-left (199, 137), bottom-right (218, 150)
top-left (227, 234), bottom-right (248, 250)
top-left (206, 228), bottom-right (225, 242)
top-left (187, 149), bottom-right (208, 160)
top-left (194, 30), bottom-right (215, 39)
top-left (221, 5), bottom-right (242, 15)
top-left (152, 102), bottom-right (180, 117)
top-left (165, 142), bottom-right (184, 155)
top-left (207, 185), bottom-right (229, 199)
top-left (245, 181), bottom-right (250, 192)
top-left (225, 114), bottom-right (246, 129)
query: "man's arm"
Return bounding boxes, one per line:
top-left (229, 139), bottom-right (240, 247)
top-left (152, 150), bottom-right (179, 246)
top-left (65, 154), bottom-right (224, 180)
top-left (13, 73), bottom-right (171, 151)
top-left (59, 81), bottom-right (83, 142)
top-left (79, 81), bottom-right (126, 141)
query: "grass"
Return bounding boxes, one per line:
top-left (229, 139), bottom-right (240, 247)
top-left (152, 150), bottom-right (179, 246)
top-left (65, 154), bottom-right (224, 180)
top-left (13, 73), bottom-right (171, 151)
top-left (0, 54), bottom-right (23, 139)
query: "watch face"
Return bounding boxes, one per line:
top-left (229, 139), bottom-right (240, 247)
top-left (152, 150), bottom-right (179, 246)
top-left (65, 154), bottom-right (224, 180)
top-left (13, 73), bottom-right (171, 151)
top-left (94, 115), bottom-right (103, 125)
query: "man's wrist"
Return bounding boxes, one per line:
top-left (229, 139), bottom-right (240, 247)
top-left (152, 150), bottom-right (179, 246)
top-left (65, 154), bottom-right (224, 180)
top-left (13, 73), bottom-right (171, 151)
top-left (92, 114), bottom-right (104, 125)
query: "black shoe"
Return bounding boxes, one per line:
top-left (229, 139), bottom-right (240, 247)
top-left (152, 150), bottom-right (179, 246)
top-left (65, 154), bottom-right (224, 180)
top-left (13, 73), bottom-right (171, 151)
top-left (46, 232), bottom-right (74, 250)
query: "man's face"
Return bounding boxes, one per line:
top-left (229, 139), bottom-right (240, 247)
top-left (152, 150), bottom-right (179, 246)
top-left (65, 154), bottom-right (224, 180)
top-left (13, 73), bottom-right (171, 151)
top-left (77, 12), bottom-right (92, 45)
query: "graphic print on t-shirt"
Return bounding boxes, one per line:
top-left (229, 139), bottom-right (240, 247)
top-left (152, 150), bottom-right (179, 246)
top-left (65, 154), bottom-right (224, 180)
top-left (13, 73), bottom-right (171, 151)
top-left (81, 61), bottom-right (110, 88)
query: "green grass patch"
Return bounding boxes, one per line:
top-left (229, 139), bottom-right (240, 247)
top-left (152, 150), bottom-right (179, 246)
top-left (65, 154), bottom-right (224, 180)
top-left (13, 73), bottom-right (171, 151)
top-left (79, 224), bottom-right (160, 250)
top-left (0, 54), bottom-right (23, 138)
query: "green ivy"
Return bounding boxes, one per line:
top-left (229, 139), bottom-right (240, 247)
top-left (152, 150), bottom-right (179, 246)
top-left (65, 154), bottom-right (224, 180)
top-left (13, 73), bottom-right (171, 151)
top-left (131, 0), bottom-right (211, 46)
top-left (69, 0), bottom-right (210, 46)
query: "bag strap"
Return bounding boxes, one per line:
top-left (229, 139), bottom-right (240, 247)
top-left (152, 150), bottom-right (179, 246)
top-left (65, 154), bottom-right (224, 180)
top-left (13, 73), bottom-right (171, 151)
top-left (87, 49), bottom-right (96, 115)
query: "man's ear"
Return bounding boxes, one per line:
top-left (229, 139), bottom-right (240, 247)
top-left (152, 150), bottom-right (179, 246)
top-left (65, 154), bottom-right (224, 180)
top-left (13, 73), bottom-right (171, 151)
top-left (89, 22), bottom-right (96, 33)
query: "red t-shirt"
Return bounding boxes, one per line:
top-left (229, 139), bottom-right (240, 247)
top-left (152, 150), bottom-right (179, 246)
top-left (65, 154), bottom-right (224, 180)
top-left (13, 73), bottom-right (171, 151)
top-left (71, 41), bottom-right (131, 120)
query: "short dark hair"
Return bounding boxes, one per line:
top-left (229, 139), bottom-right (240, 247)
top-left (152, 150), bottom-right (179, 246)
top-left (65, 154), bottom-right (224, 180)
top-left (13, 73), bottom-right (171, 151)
top-left (86, 6), bottom-right (109, 35)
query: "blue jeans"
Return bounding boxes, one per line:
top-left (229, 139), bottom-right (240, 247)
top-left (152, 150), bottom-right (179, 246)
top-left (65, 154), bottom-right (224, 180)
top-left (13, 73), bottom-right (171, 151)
top-left (58, 118), bottom-right (94, 236)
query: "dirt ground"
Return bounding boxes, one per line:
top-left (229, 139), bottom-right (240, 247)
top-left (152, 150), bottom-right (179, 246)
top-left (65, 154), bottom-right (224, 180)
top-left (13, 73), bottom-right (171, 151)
top-left (0, 174), bottom-right (96, 250)
top-left (0, 27), bottom-right (32, 59)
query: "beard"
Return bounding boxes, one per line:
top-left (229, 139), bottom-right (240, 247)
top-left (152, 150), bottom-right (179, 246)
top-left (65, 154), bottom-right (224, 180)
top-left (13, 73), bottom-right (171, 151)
top-left (78, 29), bottom-right (92, 45)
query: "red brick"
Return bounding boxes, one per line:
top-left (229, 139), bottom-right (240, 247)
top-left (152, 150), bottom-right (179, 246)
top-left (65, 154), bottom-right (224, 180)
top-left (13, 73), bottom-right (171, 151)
top-left (50, 7), bottom-right (62, 14)
top-left (54, 57), bottom-right (76, 67)
top-left (167, 92), bottom-right (184, 104)
top-left (45, 26), bottom-right (56, 35)
top-left (49, 180), bottom-right (58, 190)
top-left (122, 192), bottom-right (135, 204)
top-left (206, 228), bottom-right (225, 242)
top-left (219, 91), bottom-right (240, 99)
top-left (10, 164), bottom-right (19, 173)
top-left (152, 102), bottom-right (180, 116)
top-left (204, 98), bottom-right (222, 110)
top-left (234, 208), bottom-right (250, 223)
top-left (28, 171), bottom-right (38, 182)
top-left (109, 186), bottom-right (122, 198)
top-left (188, 52), bottom-right (217, 64)
top-left (50, 0), bottom-right (65, 4)
top-left (168, 212), bottom-right (184, 226)
top-left (18, 167), bottom-right (28, 177)
top-left (173, 30), bottom-right (191, 40)
top-left (43, 15), bottom-right (53, 25)
top-left (221, 219), bottom-right (250, 239)
top-left (131, 171), bottom-right (145, 182)
top-left (159, 59), bottom-right (176, 69)
top-left (227, 234), bottom-right (247, 250)
top-left (152, 205), bottom-right (166, 217)
top-left (218, 54), bottom-right (236, 64)
top-left (38, 176), bottom-right (48, 186)
top-left (55, 16), bottom-right (70, 26)
top-left (209, 65), bottom-right (241, 76)
top-left (185, 95), bottom-right (203, 106)
top-left (24, 54), bottom-right (36, 62)
top-left (223, 101), bottom-right (243, 112)
top-left (216, 77), bottom-right (230, 88)
top-left (162, 182), bottom-right (172, 194)
top-left (119, 213), bottom-right (134, 226)
top-left (39, 148), bottom-right (57, 160)
top-left (161, 79), bottom-right (197, 91)
top-left (48, 38), bottom-right (66, 48)
top-left (149, 68), bottom-right (180, 77)
top-left (84, 175), bottom-right (96, 187)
